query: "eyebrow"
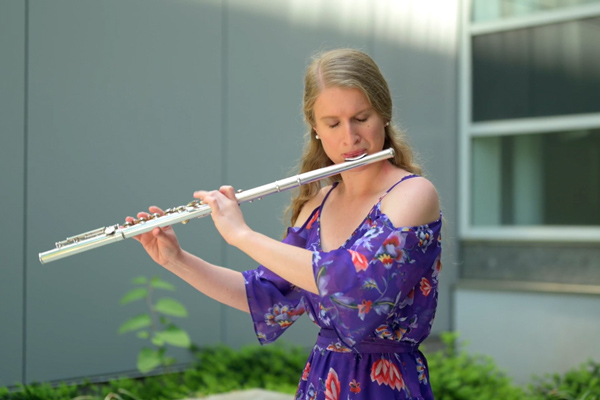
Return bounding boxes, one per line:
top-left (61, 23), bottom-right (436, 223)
top-left (318, 108), bottom-right (372, 121)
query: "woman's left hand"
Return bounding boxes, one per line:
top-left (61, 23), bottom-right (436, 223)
top-left (193, 186), bottom-right (251, 247)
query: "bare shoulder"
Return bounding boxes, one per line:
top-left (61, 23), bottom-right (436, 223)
top-left (380, 176), bottom-right (441, 228)
top-left (293, 185), bottom-right (331, 228)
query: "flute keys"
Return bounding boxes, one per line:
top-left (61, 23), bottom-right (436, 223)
top-left (187, 200), bottom-right (202, 207)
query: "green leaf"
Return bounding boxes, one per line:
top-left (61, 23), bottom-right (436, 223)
top-left (131, 276), bottom-right (147, 285)
top-left (137, 347), bottom-right (161, 374)
top-left (136, 331), bottom-right (149, 339)
top-left (120, 288), bottom-right (148, 305)
top-left (156, 325), bottom-right (191, 348)
top-left (163, 356), bottom-right (176, 367)
top-left (150, 276), bottom-right (175, 291)
top-left (118, 314), bottom-right (151, 334)
top-left (154, 297), bottom-right (187, 317)
top-left (151, 336), bottom-right (165, 346)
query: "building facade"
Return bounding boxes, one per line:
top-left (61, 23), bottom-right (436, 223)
top-left (456, 0), bottom-right (600, 384)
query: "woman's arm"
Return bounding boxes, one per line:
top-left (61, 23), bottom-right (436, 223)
top-left (127, 207), bottom-right (249, 313)
top-left (195, 186), bottom-right (325, 295)
top-left (163, 250), bottom-right (250, 313)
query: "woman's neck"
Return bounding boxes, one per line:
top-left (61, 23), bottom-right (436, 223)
top-left (336, 161), bottom-right (400, 199)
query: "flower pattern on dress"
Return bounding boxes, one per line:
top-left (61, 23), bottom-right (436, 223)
top-left (349, 379), bottom-right (361, 394)
top-left (264, 303), bottom-right (304, 328)
top-left (420, 277), bottom-right (432, 297)
top-left (349, 249), bottom-right (369, 272)
top-left (415, 226), bottom-right (435, 253)
top-left (243, 175), bottom-right (441, 399)
top-left (302, 362), bottom-right (311, 380)
top-left (416, 357), bottom-right (428, 384)
top-left (325, 368), bottom-right (341, 400)
top-left (370, 358), bottom-right (405, 391)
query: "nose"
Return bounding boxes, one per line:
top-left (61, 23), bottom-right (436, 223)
top-left (342, 121), bottom-right (360, 144)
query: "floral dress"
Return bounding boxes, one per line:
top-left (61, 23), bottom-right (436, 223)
top-left (243, 175), bottom-right (442, 400)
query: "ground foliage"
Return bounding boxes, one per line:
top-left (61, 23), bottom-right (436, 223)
top-left (1, 335), bottom-right (598, 400)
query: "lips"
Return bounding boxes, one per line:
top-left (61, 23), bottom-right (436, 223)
top-left (343, 150), bottom-right (367, 161)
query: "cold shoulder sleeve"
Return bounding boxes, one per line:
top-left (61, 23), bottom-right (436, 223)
top-left (313, 214), bottom-right (442, 347)
top-left (242, 226), bottom-right (308, 344)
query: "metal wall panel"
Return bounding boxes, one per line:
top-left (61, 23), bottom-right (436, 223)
top-left (26, 0), bottom-right (223, 383)
top-left (0, 0), bottom-right (26, 388)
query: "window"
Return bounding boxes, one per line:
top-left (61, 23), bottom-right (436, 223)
top-left (472, 129), bottom-right (600, 226)
top-left (460, 0), bottom-right (600, 240)
top-left (473, 0), bottom-right (600, 22)
top-left (472, 17), bottom-right (600, 121)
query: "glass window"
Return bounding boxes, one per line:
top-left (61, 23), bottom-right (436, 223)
top-left (472, 0), bottom-right (600, 22)
top-left (472, 17), bottom-right (600, 121)
top-left (471, 129), bottom-right (600, 226)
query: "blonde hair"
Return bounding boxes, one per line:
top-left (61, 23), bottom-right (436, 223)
top-left (286, 48), bottom-right (422, 226)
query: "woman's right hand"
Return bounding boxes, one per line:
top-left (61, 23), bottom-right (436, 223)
top-left (125, 206), bottom-right (182, 267)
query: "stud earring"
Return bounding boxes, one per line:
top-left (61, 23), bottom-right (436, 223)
top-left (315, 134), bottom-right (320, 140)
top-left (385, 122), bottom-right (390, 127)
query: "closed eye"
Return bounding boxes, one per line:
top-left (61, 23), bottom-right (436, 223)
top-left (328, 122), bottom-right (339, 128)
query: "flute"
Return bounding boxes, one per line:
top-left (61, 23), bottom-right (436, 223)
top-left (39, 148), bottom-right (395, 264)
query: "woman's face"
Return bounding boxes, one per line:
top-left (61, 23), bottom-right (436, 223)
top-left (312, 86), bottom-right (386, 164)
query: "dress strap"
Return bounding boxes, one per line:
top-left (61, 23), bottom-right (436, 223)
top-left (385, 174), bottom-right (419, 194)
top-left (319, 181), bottom-right (339, 209)
top-left (373, 174), bottom-right (419, 205)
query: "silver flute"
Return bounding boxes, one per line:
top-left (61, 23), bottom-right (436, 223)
top-left (39, 148), bottom-right (395, 264)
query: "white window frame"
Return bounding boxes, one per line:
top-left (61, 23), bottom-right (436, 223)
top-left (459, 0), bottom-right (600, 242)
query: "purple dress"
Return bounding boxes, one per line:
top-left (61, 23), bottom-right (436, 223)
top-left (243, 175), bottom-right (442, 399)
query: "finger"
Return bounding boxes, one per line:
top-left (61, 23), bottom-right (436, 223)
top-left (137, 211), bottom-right (150, 219)
top-left (148, 205), bottom-right (165, 215)
top-left (197, 191), bottom-right (220, 213)
top-left (219, 185), bottom-right (236, 200)
top-left (193, 190), bottom-right (208, 199)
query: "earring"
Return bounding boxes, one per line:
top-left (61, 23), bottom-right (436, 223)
top-left (315, 134), bottom-right (320, 140)
top-left (385, 122), bottom-right (390, 127)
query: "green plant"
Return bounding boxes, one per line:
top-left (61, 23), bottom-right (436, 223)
top-left (528, 359), bottom-right (600, 400)
top-left (118, 276), bottom-right (192, 374)
top-left (426, 332), bottom-right (527, 400)
top-left (189, 342), bottom-right (309, 396)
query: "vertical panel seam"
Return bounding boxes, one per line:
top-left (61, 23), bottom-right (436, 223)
top-left (220, 0), bottom-right (229, 345)
top-left (22, 0), bottom-right (29, 385)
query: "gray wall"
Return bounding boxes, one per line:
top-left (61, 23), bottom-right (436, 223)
top-left (455, 285), bottom-right (600, 385)
top-left (0, 0), bottom-right (459, 386)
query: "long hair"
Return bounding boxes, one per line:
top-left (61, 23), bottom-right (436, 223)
top-left (286, 48), bottom-right (422, 226)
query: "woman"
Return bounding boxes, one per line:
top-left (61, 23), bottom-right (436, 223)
top-left (128, 48), bottom-right (442, 399)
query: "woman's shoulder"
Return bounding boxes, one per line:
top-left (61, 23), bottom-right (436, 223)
top-left (380, 174), bottom-right (441, 228)
top-left (292, 185), bottom-right (332, 228)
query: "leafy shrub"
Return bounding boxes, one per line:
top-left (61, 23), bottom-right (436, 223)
top-left (528, 359), bottom-right (600, 400)
top-left (2, 334), bottom-right (599, 400)
top-left (190, 342), bottom-right (308, 395)
top-left (427, 332), bottom-right (527, 400)
top-left (0, 343), bottom-right (309, 400)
